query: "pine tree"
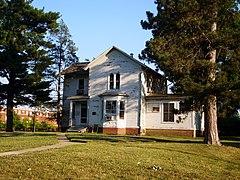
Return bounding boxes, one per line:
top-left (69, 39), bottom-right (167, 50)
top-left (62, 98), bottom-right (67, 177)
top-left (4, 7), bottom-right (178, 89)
top-left (140, 0), bottom-right (240, 145)
top-left (49, 19), bottom-right (78, 131)
top-left (0, 0), bottom-right (60, 132)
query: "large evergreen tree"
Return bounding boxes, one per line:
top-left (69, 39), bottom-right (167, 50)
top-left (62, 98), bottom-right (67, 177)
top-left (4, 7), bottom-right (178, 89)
top-left (0, 0), bottom-right (60, 132)
top-left (140, 0), bottom-right (240, 145)
top-left (49, 19), bottom-right (78, 130)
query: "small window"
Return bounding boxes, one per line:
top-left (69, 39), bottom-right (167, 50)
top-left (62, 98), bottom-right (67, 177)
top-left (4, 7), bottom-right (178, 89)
top-left (152, 107), bottom-right (159, 112)
top-left (109, 74), bottom-right (114, 89)
top-left (147, 103), bottom-right (159, 113)
top-left (79, 79), bottom-right (84, 90)
top-left (106, 101), bottom-right (117, 114)
top-left (109, 73), bottom-right (120, 90)
top-left (120, 101), bottom-right (125, 119)
top-left (163, 103), bottom-right (174, 122)
top-left (116, 73), bottom-right (120, 89)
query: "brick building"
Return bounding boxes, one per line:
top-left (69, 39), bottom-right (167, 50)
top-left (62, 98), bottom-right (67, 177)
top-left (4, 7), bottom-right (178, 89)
top-left (0, 107), bottom-right (57, 125)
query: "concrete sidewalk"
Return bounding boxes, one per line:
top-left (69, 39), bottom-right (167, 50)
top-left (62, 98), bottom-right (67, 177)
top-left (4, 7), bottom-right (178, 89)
top-left (0, 133), bottom-right (78, 157)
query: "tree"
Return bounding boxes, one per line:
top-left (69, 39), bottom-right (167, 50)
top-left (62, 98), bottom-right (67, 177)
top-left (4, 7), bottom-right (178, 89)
top-left (0, 0), bottom-right (60, 132)
top-left (50, 19), bottom-right (78, 130)
top-left (140, 0), bottom-right (240, 145)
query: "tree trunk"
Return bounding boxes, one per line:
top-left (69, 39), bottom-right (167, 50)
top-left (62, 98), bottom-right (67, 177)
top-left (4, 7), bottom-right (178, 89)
top-left (204, 95), bottom-right (221, 145)
top-left (6, 92), bottom-right (14, 132)
top-left (57, 55), bottom-right (62, 131)
top-left (203, 20), bottom-right (221, 146)
top-left (32, 112), bottom-right (36, 132)
top-left (57, 75), bottom-right (61, 131)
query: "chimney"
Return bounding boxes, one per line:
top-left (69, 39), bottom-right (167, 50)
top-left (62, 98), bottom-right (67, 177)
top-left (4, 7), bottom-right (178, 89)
top-left (130, 53), bottom-right (134, 58)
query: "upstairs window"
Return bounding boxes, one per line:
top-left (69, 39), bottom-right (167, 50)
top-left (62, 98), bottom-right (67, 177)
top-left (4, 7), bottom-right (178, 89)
top-left (116, 73), bottom-right (120, 89)
top-left (77, 79), bottom-right (85, 95)
top-left (79, 79), bottom-right (84, 90)
top-left (110, 74), bottom-right (114, 89)
top-left (163, 103), bottom-right (174, 122)
top-left (109, 73), bottom-right (120, 90)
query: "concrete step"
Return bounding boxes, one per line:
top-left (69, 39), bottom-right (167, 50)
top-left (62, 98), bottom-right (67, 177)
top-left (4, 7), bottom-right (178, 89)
top-left (67, 126), bottom-right (88, 133)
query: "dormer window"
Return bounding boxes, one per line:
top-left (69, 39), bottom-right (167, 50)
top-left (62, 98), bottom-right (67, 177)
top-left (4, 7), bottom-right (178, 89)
top-left (109, 73), bottom-right (120, 90)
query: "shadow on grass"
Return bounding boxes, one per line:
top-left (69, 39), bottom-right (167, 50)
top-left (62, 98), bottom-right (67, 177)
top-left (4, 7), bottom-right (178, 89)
top-left (0, 132), bottom-right (55, 137)
top-left (220, 136), bottom-right (240, 148)
top-left (67, 134), bottom-right (240, 148)
top-left (67, 134), bottom-right (203, 145)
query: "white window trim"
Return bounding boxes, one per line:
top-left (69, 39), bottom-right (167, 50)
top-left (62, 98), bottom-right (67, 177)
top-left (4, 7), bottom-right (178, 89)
top-left (108, 73), bottom-right (120, 90)
top-left (161, 102), bottom-right (177, 124)
top-left (103, 98), bottom-right (126, 121)
top-left (146, 103), bottom-right (160, 113)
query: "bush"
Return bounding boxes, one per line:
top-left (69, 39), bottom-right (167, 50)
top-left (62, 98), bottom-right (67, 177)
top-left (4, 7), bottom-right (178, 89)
top-left (0, 119), bottom-right (6, 131)
top-left (37, 121), bottom-right (57, 132)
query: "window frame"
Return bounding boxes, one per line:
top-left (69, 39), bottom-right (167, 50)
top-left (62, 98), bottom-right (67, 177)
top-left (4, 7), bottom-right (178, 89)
top-left (106, 100), bottom-right (117, 115)
top-left (163, 103), bottom-right (174, 122)
top-left (78, 79), bottom-right (85, 90)
top-left (108, 73), bottom-right (120, 90)
top-left (119, 101), bottom-right (125, 119)
top-left (146, 103), bottom-right (160, 113)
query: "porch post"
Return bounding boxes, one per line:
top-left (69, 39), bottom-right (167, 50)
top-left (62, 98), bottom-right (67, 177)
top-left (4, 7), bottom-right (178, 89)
top-left (69, 101), bottom-right (73, 127)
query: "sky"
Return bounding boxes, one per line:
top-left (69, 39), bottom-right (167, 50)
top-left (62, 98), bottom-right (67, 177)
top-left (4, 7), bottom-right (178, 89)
top-left (31, 0), bottom-right (157, 62)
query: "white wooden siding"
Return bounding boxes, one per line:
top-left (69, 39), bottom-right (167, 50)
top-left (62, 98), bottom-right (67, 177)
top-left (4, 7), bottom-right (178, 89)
top-left (89, 50), bottom-right (142, 128)
top-left (145, 100), bottom-right (195, 130)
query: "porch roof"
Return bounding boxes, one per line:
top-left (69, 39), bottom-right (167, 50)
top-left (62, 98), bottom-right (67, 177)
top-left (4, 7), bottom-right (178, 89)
top-left (99, 92), bottom-right (128, 97)
top-left (67, 95), bottom-right (90, 101)
top-left (146, 94), bottom-right (188, 101)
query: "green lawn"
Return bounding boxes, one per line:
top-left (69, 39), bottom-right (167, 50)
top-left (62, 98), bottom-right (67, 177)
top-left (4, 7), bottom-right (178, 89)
top-left (0, 133), bottom-right (239, 179)
top-left (0, 132), bottom-right (58, 152)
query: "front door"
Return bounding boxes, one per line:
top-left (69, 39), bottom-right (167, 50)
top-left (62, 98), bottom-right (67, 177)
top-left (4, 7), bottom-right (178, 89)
top-left (80, 102), bottom-right (87, 124)
top-left (73, 101), bottom-right (88, 126)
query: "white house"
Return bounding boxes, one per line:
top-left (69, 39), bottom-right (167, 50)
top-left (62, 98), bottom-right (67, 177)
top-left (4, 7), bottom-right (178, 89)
top-left (60, 46), bottom-right (204, 136)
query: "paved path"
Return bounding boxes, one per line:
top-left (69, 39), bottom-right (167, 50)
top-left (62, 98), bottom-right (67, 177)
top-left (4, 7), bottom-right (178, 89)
top-left (0, 133), bottom-right (78, 157)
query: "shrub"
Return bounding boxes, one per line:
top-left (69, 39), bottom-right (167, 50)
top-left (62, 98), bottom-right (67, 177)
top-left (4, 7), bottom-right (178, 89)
top-left (0, 119), bottom-right (6, 131)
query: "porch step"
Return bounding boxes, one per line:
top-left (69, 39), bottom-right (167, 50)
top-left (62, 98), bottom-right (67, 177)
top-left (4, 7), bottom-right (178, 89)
top-left (67, 126), bottom-right (88, 133)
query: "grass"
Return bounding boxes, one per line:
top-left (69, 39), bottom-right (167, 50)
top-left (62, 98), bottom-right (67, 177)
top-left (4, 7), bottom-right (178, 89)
top-left (0, 131), bottom-right (58, 152)
top-left (0, 133), bottom-right (239, 179)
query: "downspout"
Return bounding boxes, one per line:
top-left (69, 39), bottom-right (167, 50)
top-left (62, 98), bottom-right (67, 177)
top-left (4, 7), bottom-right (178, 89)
top-left (138, 72), bottom-right (143, 135)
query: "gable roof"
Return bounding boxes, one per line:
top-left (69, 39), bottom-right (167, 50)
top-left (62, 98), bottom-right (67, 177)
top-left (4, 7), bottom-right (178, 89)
top-left (84, 46), bottom-right (149, 70)
top-left (60, 46), bottom-right (164, 79)
top-left (59, 62), bottom-right (89, 76)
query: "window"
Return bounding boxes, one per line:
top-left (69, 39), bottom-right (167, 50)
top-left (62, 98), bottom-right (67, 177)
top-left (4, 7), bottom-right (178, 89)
top-left (163, 103), bottom-right (174, 122)
top-left (147, 103), bottom-right (159, 113)
top-left (110, 74), bottom-right (114, 89)
top-left (120, 101), bottom-right (125, 119)
top-left (79, 79), bottom-right (84, 90)
top-left (106, 101), bottom-right (117, 114)
top-left (109, 73), bottom-right (120, 90)
top-left (116, 73), bottom-right (120, 89)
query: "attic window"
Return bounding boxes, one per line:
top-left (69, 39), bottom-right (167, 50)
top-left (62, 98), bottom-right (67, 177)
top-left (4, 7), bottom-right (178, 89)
top-left (109, 73), bottom-right (120, 90)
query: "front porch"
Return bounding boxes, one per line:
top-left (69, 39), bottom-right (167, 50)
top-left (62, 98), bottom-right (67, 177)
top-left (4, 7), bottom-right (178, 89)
top-left (68, 96), bottom-right (89, 128)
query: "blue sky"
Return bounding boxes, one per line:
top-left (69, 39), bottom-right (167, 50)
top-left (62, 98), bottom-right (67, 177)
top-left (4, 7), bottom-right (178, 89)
top-left (32, 0), bottom-right (157, 62)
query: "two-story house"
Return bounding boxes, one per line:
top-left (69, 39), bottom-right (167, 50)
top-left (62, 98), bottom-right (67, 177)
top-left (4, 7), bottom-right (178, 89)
top-left (60, 46), bottom-right (204, 136)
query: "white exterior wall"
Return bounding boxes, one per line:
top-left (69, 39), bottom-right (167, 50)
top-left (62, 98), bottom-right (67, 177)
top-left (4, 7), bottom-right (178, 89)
top-left (63, 77), bottom-right (89, 110)
top-left (88, 50), bottom-right (142, 128)
top-left (145, 100), bottom-right (195, 130)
